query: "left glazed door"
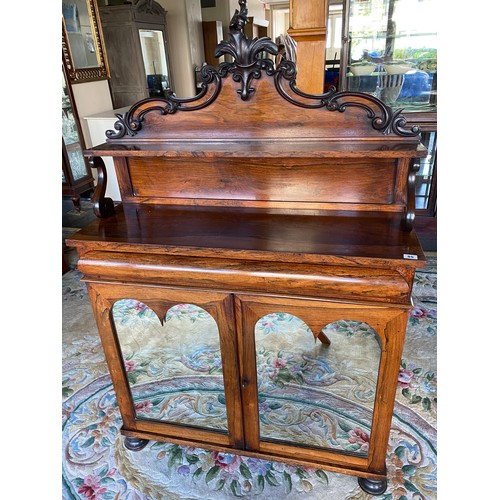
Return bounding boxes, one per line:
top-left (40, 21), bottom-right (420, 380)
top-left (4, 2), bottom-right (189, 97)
top-left (86, 282), bottom-right (245, 450)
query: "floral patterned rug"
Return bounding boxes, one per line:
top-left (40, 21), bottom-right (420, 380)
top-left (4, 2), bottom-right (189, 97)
top-left (62, 253), bottom-right (437, 499)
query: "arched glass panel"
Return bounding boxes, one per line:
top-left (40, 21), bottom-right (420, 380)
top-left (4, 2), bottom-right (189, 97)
top-left (255, 313), bottom-right (381, 456)
top-left (112, 300), bottom-right (227, 432)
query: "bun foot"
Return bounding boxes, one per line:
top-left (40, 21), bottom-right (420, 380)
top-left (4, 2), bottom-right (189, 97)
top-left (358, 477), bottom-right (388, 495)
top-left (124, 436), bottom-right (149, 451)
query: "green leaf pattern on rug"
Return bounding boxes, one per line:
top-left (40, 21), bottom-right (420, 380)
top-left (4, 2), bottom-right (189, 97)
top-left (151, 443), bottom-right (338, 497)
top-left (399, 358), bottom-right (437, 411)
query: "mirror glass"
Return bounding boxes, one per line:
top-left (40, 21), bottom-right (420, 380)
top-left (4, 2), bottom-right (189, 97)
top-left (62, 0), bottom-right (109, 82)
top-left (112, 300), bottom-right (228, 432)
top-left (139, 29), bottom-right (171, 98)
top-left (63, 0), bottom-right (98, 68)
top-left (255, 313), bottom-right (381, 457)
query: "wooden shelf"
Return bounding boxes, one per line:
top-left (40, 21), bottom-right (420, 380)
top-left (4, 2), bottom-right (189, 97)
top-left (68, 203), bottom-right (425, 268)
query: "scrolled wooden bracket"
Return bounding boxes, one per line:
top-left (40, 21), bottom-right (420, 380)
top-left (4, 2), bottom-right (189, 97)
top-left (89, 156), bottom-right (115, 218)
top-left (402, 160), bottom-right (421, 231)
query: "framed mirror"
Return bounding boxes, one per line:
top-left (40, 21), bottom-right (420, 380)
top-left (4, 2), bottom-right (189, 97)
top-left (62, 0), bottom-right (109, 83)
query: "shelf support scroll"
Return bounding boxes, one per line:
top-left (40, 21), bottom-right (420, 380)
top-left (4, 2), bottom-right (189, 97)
top-left (90, 156), bottom-right (115, 218)
top-left (402, 160), bottom-right (421, 231)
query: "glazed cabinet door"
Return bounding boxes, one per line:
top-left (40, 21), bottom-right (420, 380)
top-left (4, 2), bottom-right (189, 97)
top-left (235, 294), bottom-right (409, 474)
top-left (86, 282), bottom-right (245, 450)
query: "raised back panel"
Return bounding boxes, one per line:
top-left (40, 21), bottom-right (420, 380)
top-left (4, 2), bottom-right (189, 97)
top-left (88, 2), bottom-right (425, 222)
top-left (126, 157), bottom-right (398, 208)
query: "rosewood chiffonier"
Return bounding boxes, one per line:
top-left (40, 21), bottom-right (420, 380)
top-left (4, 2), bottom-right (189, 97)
top-left (67, 2), bottom-right (426, 494)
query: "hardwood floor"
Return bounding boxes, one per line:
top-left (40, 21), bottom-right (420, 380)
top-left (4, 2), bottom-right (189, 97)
top-left (414, 216), bottom-right (437, 252)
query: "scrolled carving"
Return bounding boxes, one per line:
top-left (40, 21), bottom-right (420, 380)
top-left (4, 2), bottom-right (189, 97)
top-left (89, 156), bottom-right (115, 218)
top-left (106, 65), bottom-right (222, 139)
top-left (105, 0), bottom-right (419, 140)
top-left (273, 61), bottom-right (420, 137)
top-left (326, 94), bottom-right (419, 137)
top-left (390, 109), bottom-right (421, 137)
top-left (274, 60), bottom-right (337, 109)
top-left (134, 0), bottom-right (165, 16)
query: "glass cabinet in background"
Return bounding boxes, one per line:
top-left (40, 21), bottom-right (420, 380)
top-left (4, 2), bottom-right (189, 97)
top-left (414, 130), bottom-right (437, 216)
top-left (325, 0), bottom-right (437, 217)
top-left (339, 0), bottom-right (437, 112)
top-left (62, 63), bottom-right (94, 210)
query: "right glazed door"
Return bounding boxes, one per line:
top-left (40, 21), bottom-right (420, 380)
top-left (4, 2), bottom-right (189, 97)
top-left (235, 294), bottom-right (409, 473)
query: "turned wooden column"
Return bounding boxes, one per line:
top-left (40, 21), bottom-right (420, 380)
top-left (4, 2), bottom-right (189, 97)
top-left (288, 0), bottom-right (328, 94)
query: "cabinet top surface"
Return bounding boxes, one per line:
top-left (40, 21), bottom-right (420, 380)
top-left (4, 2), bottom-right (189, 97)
top-left (87, 140), bottom-right (427, 159)
top-left (67, 204), bottom-right (426, 268)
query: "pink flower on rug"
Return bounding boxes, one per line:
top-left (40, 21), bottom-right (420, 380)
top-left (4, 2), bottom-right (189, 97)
top-left (348, 428), bottom-right (370, 451)
top-left (410, 307), bottom-right (430, 318)
top-left (77, 475), bottom-right (107, 499)
top-left (261, 320), bottom-right (275, 328)
top-left (212, 451), bottom-right (242, 472)
top-left (273, 357), bottom-right (287, 368)
top-left (124, 360), bottom-right (135, 372)
top-left (135, 400), bottom-right (152, 413)
top-left (398, 369), bottom-right (415, 388)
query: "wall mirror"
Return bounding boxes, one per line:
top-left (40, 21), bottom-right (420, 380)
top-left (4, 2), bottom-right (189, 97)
top-left (62, 0), bottom-right (109, 83)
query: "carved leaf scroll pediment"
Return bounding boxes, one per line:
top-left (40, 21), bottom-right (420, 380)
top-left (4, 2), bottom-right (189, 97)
top-left (105, 0), bottom-right (419, 141)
